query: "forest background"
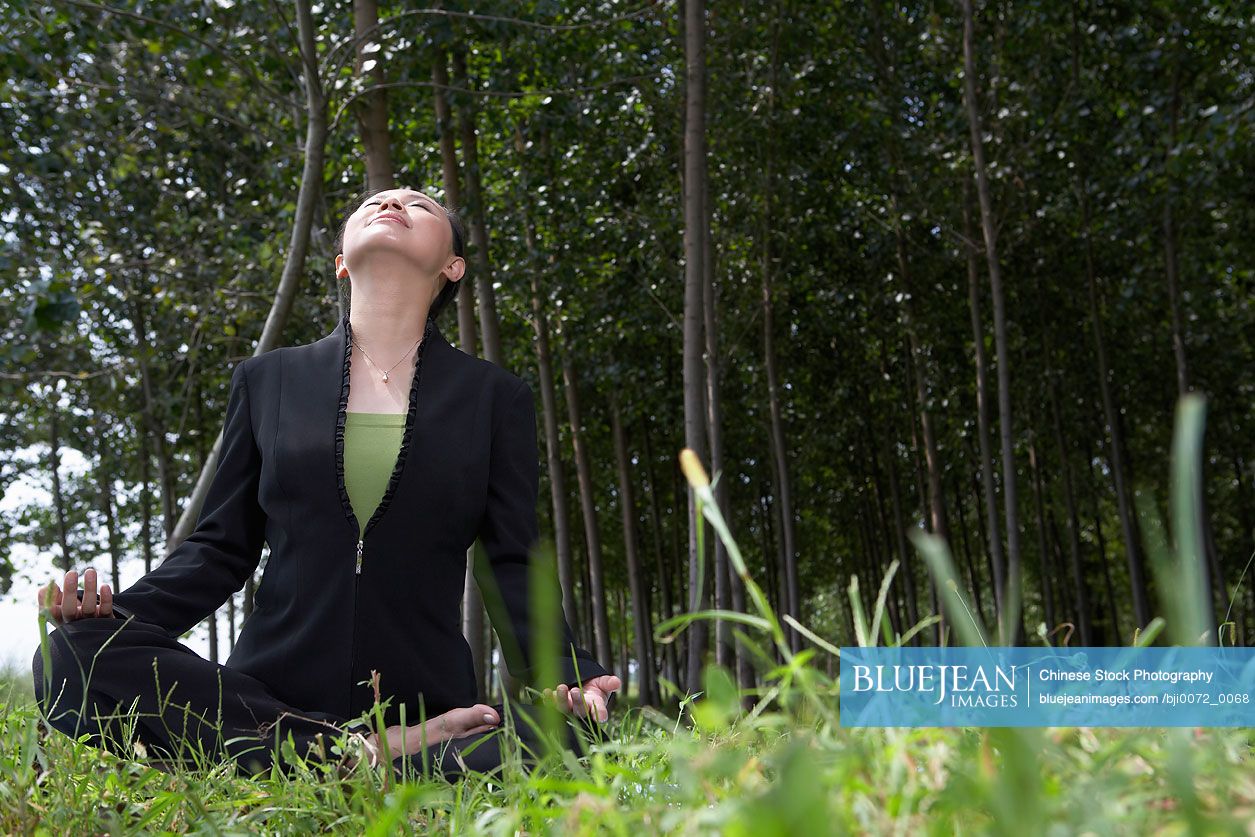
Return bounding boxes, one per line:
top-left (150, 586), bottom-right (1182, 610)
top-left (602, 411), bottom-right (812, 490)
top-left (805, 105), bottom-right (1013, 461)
top-left (1, 0), bottom-right (1252, 712)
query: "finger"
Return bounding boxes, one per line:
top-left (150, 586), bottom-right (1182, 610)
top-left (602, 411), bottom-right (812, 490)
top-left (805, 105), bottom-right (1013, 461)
top-left (82, 568), bottom-right (97, 614)
top-left (62, 570), bottom-right (78, 620)
top-left (64, 570), bottom-right (82, 622)
top-left (99, 583), bottom-right (113, 617)
top-left (593, 694), bottom-right (608, 722)
top-left (571, 687), bottom-right (587, 718)
top-left (601, 675), bottom-right (624, 696)
top-left (583, 690), bottom-right (601, 720)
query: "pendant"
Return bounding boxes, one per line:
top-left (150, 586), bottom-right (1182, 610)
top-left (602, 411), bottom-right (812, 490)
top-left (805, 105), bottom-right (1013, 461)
top-left (382, 371), bottom-right (390, 383)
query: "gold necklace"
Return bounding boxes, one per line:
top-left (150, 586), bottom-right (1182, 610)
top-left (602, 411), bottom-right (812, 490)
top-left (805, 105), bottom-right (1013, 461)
top-left (351, 335), bottom-right (422, 383)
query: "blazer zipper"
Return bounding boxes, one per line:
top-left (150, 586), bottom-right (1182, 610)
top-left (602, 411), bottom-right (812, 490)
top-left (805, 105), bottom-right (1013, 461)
top-left (339, 316), bottom-right (433, 578)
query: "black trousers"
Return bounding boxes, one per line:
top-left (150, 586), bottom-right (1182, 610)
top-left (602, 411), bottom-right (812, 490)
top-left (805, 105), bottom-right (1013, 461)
top-left (31, 615), bottom-right (605, 781)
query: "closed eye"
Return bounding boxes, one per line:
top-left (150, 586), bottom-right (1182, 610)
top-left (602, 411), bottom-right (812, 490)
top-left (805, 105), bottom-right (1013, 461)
top-left (365, 200), bottom-right (433, 213)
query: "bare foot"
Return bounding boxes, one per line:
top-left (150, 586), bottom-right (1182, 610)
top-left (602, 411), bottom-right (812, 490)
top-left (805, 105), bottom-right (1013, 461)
top-left (344, 703), bottom-right (501, 769)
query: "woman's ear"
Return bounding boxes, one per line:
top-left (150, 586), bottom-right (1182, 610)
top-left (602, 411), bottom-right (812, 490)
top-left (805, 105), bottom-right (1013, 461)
top-left (445, 256), bottom-right (466, 283)
top-left (335, 253), bottom-right (348, 279)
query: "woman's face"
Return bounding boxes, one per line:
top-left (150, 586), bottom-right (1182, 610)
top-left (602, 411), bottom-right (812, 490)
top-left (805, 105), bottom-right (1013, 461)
top-left (335, 187), bottom-right (462, 285)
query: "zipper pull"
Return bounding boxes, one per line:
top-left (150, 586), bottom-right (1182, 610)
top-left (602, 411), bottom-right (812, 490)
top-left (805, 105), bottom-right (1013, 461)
top-left (356, 538), bottom-right (364, 575)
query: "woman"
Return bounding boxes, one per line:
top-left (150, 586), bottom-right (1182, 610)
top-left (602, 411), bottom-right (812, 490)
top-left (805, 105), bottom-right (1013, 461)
top-left (31, 186), bottom-right (621, 778)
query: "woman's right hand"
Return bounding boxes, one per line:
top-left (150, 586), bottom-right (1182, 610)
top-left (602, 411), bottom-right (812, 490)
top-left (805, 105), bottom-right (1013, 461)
top-left (37, 568), bottom-right (114, 626)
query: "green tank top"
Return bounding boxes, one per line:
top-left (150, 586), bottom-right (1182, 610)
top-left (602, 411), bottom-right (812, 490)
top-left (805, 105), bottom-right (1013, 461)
top-left (343, 411), bottom-right (406, 538)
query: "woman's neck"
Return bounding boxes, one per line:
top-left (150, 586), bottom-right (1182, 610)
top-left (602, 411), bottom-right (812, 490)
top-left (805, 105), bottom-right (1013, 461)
top-left (348, 294), bottom-right (431, 359)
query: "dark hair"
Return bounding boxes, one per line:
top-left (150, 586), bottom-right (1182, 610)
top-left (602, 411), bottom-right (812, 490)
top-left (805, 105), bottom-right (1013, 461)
top-left (333, 185), bottom-right (467, 322)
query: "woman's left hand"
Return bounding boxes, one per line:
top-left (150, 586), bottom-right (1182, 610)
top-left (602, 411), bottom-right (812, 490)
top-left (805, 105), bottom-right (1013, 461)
top-left (546, 674), bottom-right (622, 723)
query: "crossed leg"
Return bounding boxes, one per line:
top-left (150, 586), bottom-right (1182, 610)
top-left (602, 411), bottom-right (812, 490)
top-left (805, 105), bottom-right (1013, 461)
top-left (31, 616), bottom-right (350, 776)
top-left (31, 616), bottom-right (611, 782)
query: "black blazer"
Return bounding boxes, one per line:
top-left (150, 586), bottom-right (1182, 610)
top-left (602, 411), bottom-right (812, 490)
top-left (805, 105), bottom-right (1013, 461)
top-left (107, 312), bottom-right (610, 725)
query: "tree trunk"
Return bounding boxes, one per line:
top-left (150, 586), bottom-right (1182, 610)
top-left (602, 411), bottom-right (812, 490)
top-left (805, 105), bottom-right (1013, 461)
top-left (758, 489), bottom-right (780, 627)
top-left (682, 0), bottom-right (711, 690)
top-left (759, 95), bottom-right (799, 655)
top-left (517, 223), bottom-right (580, 646)
top-left (560, 349), bottom-right (614, 669)
top-left (1163, 66), bottom-right (1190, 397)
top-left (352, 0), bottom-right (393, 190)
top-left (885, 433), bottom-right (919, 637)
top-left (877, 342), bottom-right (919, 639)
top-left (93, 424), bottom-right (122, 592)
top-left (431, 50), bottom-right (478, 353)
top-left (1080, 194), bottom-right (1151, 628)
top-left (610, 395), bottom-right (656, 705)
top-left (962, 0), bottom-right (1023, 644)
top-left (170, 0), bottom-right (327, 548)
top-left (1049, 382), bottom-right (1093, 645)
top-left (48, 405), bottom-right (71, 572)
top-left (966, 451), bottom-right (998, 628)
top-left (616, 587), bottom-right (630, 700)
top-left (641, 419), bottom-right (680, 698)
top-left (458, 331), bottom-right (486, 698)
top-left (701, 173), bottom-right (734, 671)
top-left (903, 333), bottom-right (943, 642)
top-left (139, 428), bottom-right (153, 574)
top-left (450, 47), bottom-right (503, 364)
top-left (1161, 64), bottom-right (1221, 635)
top-left (866, 434), bottom-right (905, 634)
top-left (607, 401), bottom-right (657, 707)
top-left (897, 229), bottom-right (950, 550)
top-left (1233, 456), bottom-right (1255, 645)
top-left (951, 471), bottom-right (986, 623)
top-left (964, 190), bottom-right (1006, 624)
top-left (1085, 434), bottom-right (1125, 643)
top-left (131, 292), bottom-right (176, 543)
top-left (228, 593), bottom-right (237, 650)
top-left (243, 575), bottom-right (255, 620)
top-left (184, 390), bottom-right (217, 662)
top-left (765, 425), bottom-right (793, 657)
top-left (1028, 437), bottom-right (1055, 636)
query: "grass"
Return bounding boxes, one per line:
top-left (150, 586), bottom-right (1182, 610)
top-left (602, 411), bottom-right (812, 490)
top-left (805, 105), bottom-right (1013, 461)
top-left (6, 650), bottom-right (1255, 834)
top-left (1, 395), bottom-right (1252, 834)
